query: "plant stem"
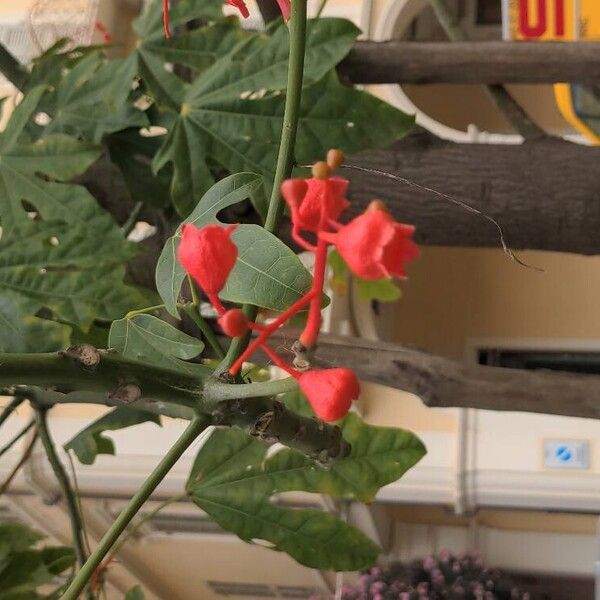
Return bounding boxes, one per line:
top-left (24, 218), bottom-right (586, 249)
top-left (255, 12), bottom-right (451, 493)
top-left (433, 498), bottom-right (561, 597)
top-left (0, 431), bottom-right (38, 495)
top-left (220, 0), bottom-right (308, 373)
top-left (34, 408), bottom-right (91, 598)
top-left (61, 416), bottom-right (210, 600)
top-left (120, 201), bottom-right (144, 237)
top-left (0, 396), bottom-right (25, 429)
top-left (0, 351), bottom-right (205, 410)
top-left (205, 376), bottom-right (297, 401)
top-left (186, 276), bottom-right (226, 359)
top-left (0, 419), bottom-right (34, 459)
top-left (0, 43), bottom-right (28, 90)
top-left (126, 304), bottom-right (165, 318)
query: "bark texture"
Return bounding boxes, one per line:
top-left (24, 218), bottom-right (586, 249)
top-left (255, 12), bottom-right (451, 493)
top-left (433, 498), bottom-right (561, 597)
top-left (261, 332), bottom-right (600, 421)
top-left (343, 133), bottom-right (600, 255)
top-left (339, 41), bottom-right (600, 85)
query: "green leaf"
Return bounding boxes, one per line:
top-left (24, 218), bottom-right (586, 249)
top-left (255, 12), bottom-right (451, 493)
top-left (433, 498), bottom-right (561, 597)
top-left (280, 388), bottom-right (426, 502)
top-left (356, 277), bottom-right (402, 302)
top-left (64, 407), bottom-right (161, 465)
top-left (0, 296), bottom-right (71, 353)
top-left (154, 19), bottom-right (411, 212)
top-left (155, 173), bottom-right (313, 317)
top-left (0, 88), bottom-right (148, 331)
top-left (39, 547), bottom-right (75, 576)
top-left (108, 314), bottom-right (208, 376)
top-left (187, 428), bottom-right (381, 570)
top-left (0, 523), bottom-right (73, 598)
top-left (125, 585), bottom-right (145, 600)
top-left (43, 53), bottom-right (148, 142)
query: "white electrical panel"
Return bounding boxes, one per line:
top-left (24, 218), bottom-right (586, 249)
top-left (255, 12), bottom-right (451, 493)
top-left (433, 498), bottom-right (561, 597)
top-left (543, 440), bottom-right (590, 470)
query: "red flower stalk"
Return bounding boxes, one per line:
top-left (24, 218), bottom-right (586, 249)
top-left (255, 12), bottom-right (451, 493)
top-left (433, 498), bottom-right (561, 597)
top-left (320, 206), bottom-right (419, 280)
top-left (177, 223), bottom-right (237, 315)
top-left (94, 21), bottom-right (112, 43)
top-left (163, 0), bottom-right (171, 37)
top-left (228, 290), bottom-right (316, 375)
top-left (298, 368), bottom-right (360, 421)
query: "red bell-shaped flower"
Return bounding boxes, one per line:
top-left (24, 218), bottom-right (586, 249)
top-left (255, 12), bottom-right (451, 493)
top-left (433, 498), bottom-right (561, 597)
top-left (218, 308), bottom-right (249, 337)
top-left (298, 368), bottom-right (360, 422)
top-left (281, 177), bottom-right (350, 232)
top-left (320, 208), bottom-right (419, 280)
top-left (177, 223), bottom-right (237, 314)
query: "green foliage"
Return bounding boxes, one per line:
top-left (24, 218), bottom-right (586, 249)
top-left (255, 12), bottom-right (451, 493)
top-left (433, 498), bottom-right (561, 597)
top-left (0, 297), bottom-right (71, 353)
top-left (156, 173), bottom-right (313, 316)
top-left (109, 314), bottom-right (208, 376)
top-left (187, 428), bottom-right (380, 570)
top-left (0, 86), bottom-right (148, 336)
top-left (64, 407), bottom-right (161, 465)
top-left (125, 585), bottom-right (145, 600)
top-left (356, 278), bottom-right (402, 302)
top-left (281, 388), bottom-right (426, 502)
top-left (153, 17), bottom-right (412, 215)
top-left (0, 522), bottom-right (75, 598)
top-left (186, 396), bottom-right (424, 569)
top-left (328, 249), bottom-right (403, 302)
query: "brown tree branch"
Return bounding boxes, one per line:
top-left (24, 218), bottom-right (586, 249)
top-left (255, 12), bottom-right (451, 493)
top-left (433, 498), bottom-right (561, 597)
top-left (260, 331), bottom-right (600, 421)
top-left (339, 41), bottom-right (600, 85)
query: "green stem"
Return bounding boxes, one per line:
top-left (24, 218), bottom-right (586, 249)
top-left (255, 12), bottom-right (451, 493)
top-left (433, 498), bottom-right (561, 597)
top-left (61, 416), bottom-right (210, 600)
top-left (34, 408), bottom-right (91, 596)
top-left (126, 304), bottom-right (165, 318)
top-left (0, 419), bottom-right (34, 459)
top-left (0, 396), bottom-right (25, 429)
top-left (0, 43), bottom-right (28, 90)
top-left (186, 277), bottom-right (226, 359)
top-left (120, 201), bottom-right (144, 237)
top-left (220, 0), bottom-right (307, 372)
top-left (0, 351), bottom-right (204, 410)
top-left (106, 492), bottom-right (188, 561)
top-left (205, 377), bottom-right (297, 402)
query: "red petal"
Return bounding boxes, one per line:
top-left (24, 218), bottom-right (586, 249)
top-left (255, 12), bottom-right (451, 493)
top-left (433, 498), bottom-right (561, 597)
top-left (226, 0), bottom-right (250, 18)
top-left (299, 368), bottom-right (359, 421)
top-left (275, 0), bottom-right (291, 21)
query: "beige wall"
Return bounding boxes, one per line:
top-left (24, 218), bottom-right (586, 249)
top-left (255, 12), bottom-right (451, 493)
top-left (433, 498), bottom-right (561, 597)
top-left (377, 246), bottom-right (600, 360)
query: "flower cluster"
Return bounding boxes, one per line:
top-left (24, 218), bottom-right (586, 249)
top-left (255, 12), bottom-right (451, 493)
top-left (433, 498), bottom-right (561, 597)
top-left (318, 553), bottom-right (531, 600)
top-left (177, 150), bottom-right (418, 421)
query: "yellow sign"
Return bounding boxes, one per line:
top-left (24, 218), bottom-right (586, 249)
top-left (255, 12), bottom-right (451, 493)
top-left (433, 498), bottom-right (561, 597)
top-left (503, 0), bottom-right (600, 41)
top-left (503, 0), bottom-right (600, 143)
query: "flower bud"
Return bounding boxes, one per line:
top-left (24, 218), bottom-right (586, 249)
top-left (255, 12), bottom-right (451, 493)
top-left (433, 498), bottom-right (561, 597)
top-left (298, 368), bottom-right (360, 421)
top-left (177, 224), bottom-right (237, 311)
top-left (326, 149), bottom-right (344, 171)
top-left (311, 161), bottom-right (331, 180)
top-left (218, 308), bottom-right (249, 337)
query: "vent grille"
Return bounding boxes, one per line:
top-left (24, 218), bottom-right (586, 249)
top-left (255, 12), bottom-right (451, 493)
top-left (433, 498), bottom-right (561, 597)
top-left (208, 581), bottom-right (319, 598)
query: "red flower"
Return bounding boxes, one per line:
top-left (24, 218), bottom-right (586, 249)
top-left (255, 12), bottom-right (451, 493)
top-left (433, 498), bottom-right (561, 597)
top-left (218, 308), bottom-right (248, 337)
top-left (281, 177), bottom-right (349, 232)
top-left (177, 223), bottom-right (237, 314)
top-left (298, 368), bottom-right (360, 422)
top-left (320, 208), bottom-right (419, 280)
